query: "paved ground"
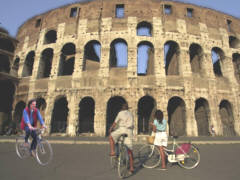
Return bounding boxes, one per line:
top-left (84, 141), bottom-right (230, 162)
top-left (0, 135), bottom-right (240, 180)
top-left (1, 143), bottom-right (240, 180)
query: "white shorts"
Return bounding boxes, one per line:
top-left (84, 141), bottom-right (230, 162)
top-left (111, 127), bottom-right (133, 150)
top-left (154, 132), bottom-right (168, 147)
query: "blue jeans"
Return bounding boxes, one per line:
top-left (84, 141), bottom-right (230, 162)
top-left (24, 127), bottom-right (37, 151)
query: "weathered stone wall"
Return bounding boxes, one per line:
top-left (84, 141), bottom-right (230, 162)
top-left (13, 0), bottom-right (240, 137)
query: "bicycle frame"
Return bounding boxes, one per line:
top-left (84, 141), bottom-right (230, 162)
top-left (164, 137), bottom-right (191, 163)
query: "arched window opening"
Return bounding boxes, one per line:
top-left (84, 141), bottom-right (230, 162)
top-left (106, 96), bottom-right (127, 136)
top-left (0, 38), bottom-right (15, 53)
top-left (51, 97), bottom-right (69, 133)
top-left (219, 100), bottom-right (236, 136)
top-left (211, 47), bottom-right (224, 77)
top-left (83, 40), bottom-right (101, 71)
top-left (0, 54), bottom-right (10, 73)
top-left (232, 53), bottom-right (240, 83)
top-left (36, 97), bottom-right (46, 123)
top-left (0, 80), bottom-right (15, 134)
top-left (22, 51), bottom-right (35, 77)
top-left (194, 98), bottom-right (210, 136)
top-left (38, 48), bottom-right (53, 79)
top-left (229, 36), bottom-right (240, 49)
top-left (78, 97), bottom-right (95, 134)
top-left (137, 41), bottom-right (154, 76)
top-left (167, 97), bottom-right (186, 136)
top-left (164, 41), bottom-right (180, 75)
top-left (189, 43), bottom-right (204, 75)
top-left (12, 57), bottom-right (20, 72)
top-left (13, 101), bottom-right (26, 130)
top-left (44, 30), bottom-right (57, 44)
top-left (109, 39), bottom-right (127, 68)
top-left (58, 43), bottom-right (75, 76)
top-left (137, 21), bottom-right (152, 36)
top-left (137, 96), bottom-right (156, 134)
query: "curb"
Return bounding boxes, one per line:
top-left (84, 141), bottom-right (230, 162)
top-left (1, 139), bottom-right (240, 145)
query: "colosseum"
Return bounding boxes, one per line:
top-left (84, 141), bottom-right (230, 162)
top-left (1, 0), bottom-right (240, 138)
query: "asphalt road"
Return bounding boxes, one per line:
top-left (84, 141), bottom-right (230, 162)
top-left (0, 142), bottom-right (240, 180)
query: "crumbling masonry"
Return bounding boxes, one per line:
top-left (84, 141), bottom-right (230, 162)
top-left (2, 0), bottom-right (240, 138)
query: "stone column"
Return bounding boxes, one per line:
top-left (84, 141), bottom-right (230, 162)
top-left (185, 99), bottom-right (198, 136)
top-left (49, 50), bottom-right (61, 79)
top-left (204, 52), bottom-right (215, 78)
top-left (66, 92), bottom-right (78, 136)
top-left (94, 95), bottom-right (107, 136)
top-left (44, 95), bottom-right (55, 135)
top-left (180, 48), bottom-right (192, 77)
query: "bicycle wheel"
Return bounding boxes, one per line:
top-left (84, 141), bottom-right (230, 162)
top-left (110, 156), bottom-right (118, 169)
top-left (178, 144), bottom-right (200, 169)
top-left (16, 136), bottom-right (30, 159)
top-left (36, 139), bottom-right (53, 166)
top-left (138, 144), bottom-right (161, 168)
top-left (118, 145), bottom-right (129, 179)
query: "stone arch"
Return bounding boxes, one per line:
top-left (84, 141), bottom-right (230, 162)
top-left (189, 43), bottom-right (204, 75)
top-left (137, 95), bottom-right (156, 134)
top-left (37, 48), bottom-right (53, 78)
top-left (211, 47), bottom-right (224, 77)
top-left (106, 96), bottom-right (127, 136)
top-left (22, 51), bottom-right (35, 77)
top-left (13, 101), bottom-right (26, 130)
top-left (36, 97), bottom-right (47, 123)
top-left (194, 98), bottom-right (210, 136)
top-left (58, 43), bottom-right (75, 76)
top-left (78, 97), bottom-right (95, 133)
top-left (83, 40), bottom-right (101, 71)
top-left (0, 38), bottom-right (15, 53)
top-left (137, 21), bottom-right (152, 36)
top-left (219, 100), bottom-right (236, 136)
top-left (12, 56), bottom-right (20, 74)
top-left (164, 41), bottom-right (180, 75)
top-left (137, 41), bottom-right (154, 75)
top-left (229, 36), bottom-right (240, 49)
top-left (109, 38), bottom-right (128, 68)
top-left (0, 54), bottom-right (10, 73)
top-left (167, 96), bottom-right (186, 136)
top-left (232, 53), bottom-right (240, 83)
top-left (0, 80), bottom-right (15, 133)
top-left (44, 30), bottom-right (57, 44)
top-left (0, 80), bottom-right (15, 113)
top-left (50, 96), bottom-right (69, 133)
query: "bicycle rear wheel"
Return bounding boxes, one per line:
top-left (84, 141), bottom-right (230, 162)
top-left (36, 139), bottom-right (53, 166)
top-left (16, 136), bottom-right (30, 159)
top-left (138, 144), bottom-right (161, 168)
top-left (178, 144), bottom-right (200, 169)
top-left (118, 145), bottom-right (129, 179)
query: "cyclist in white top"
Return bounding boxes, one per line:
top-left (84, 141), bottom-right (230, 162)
top-left (109, 103), bottom-right (134, 173)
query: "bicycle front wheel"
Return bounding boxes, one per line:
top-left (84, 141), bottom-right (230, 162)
top-left (16, 136), bottom-right (30, 159)
top-left (178, 144), bottom-right (200, 169)
top-left (118, 145), bottom-right (129, 179)
top-left (138, 144), bottom-right (161, 169)
top-left (36, 139), bottom-right (53, 166)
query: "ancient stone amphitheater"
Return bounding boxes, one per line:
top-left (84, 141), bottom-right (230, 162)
top-left (1, 0), bottom-right (240, 137)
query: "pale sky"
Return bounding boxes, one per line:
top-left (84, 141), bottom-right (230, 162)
top-left (0, 0), bottom-right (240, 37)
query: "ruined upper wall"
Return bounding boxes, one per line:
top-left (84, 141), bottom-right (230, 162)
top-left (16, 0), bottom-right (240, 44)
